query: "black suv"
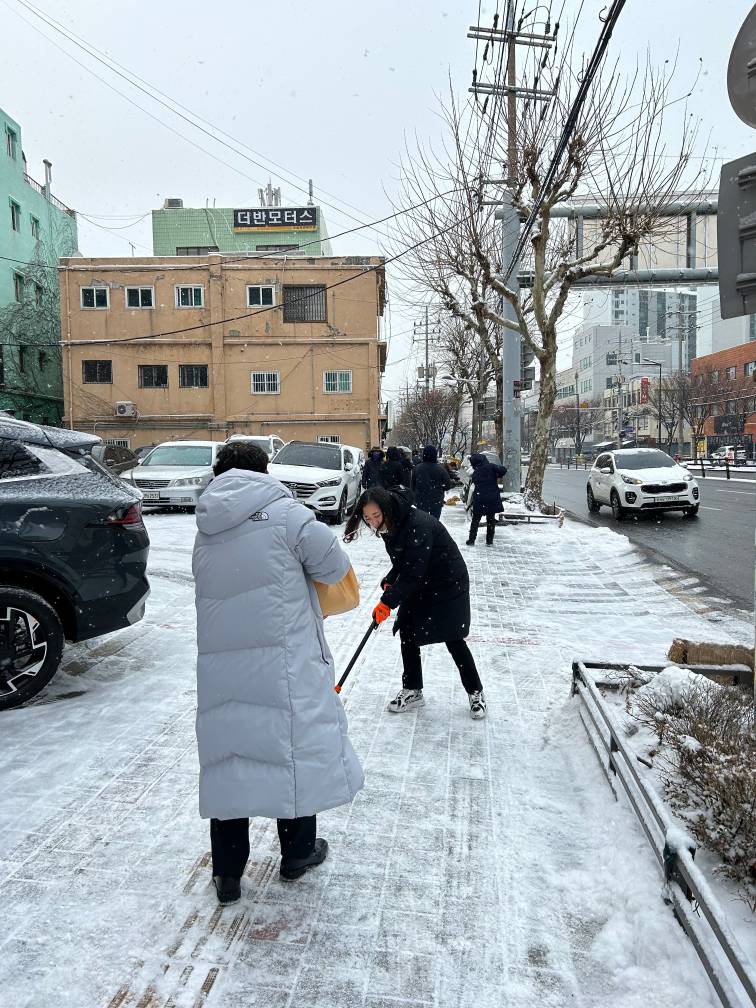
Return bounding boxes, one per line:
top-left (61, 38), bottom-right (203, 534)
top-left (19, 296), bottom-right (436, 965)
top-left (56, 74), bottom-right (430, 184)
top-left (0, 418), bottom-right (150, 710)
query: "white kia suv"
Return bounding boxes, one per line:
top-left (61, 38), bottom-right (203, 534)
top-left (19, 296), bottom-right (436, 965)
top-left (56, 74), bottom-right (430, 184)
top-left (269, 441), bottom-right (363, 524)
top-left (587, 448), bottom-right (699, 520)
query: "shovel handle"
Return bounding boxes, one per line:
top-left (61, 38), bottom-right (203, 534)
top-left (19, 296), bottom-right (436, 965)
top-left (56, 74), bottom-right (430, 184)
top-left (335, 619), bottom-right (378, 693)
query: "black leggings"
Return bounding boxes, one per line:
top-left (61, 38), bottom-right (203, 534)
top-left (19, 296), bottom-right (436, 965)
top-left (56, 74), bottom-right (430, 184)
top-left (210, 815), bottom-right (316, 878)
top-left (401, 638), bottom-right (483, 694)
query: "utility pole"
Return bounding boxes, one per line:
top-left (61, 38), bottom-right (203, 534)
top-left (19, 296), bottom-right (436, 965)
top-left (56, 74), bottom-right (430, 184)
top-left (425, 305), bottom-right (430, 393)
top-left (676, 301), bottom-right (685, 456)
top-left (574, 371), bottom-right (581, 456)
top-left (617, 328), bottom-right (624, 447)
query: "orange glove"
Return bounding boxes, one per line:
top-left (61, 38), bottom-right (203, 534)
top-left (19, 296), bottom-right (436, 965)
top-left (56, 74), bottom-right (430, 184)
top-left (372, 602), bottom-right (391, 625)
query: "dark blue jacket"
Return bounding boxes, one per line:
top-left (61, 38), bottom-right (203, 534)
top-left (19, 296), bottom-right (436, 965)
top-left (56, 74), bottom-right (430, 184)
top-left (411, 445), bottom-right (451, 514)
top-left (379, 446), bottom-right (413, 491)
top-left (362, 449), bottom-right (384, 488)
top-left (469, 453), bottom-right (506, 516)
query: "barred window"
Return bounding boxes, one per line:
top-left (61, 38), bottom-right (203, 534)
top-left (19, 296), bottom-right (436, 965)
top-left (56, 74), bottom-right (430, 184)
top-left (250, 371), bottom-right (280, 394)
top-left (138, 365), bottom-right (168, 388)
top-left (179, 364), bottom-right (208, 388)
top-left (318, 435), bottom-right (341, 444)
top-left (282, 285), bottom-right (326, 322)
top-left (82, 360), bottom-right (112, 384)
top-left (323, 370), bottom-right (352, 393)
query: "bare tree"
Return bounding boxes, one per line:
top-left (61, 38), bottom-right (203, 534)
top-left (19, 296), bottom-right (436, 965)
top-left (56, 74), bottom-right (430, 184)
top-left (390, 28), bottom-right (705, 506)
top-left (391, 387), bottom-right (462, 453)
top-left (435, 319), bottom-right (494, 453)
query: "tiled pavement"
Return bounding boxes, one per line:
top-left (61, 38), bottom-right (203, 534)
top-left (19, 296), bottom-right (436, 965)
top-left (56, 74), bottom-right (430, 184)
top-left (0, 507), bottom-right (749, 1007)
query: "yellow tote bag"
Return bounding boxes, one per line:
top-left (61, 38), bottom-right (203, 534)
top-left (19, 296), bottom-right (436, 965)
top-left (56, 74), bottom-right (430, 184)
top-left (314, 565), bottom-right (360, 617)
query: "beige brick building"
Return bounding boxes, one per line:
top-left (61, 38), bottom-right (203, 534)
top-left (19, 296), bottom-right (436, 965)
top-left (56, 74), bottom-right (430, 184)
top-left (59, 255), bottom-right (386, 450)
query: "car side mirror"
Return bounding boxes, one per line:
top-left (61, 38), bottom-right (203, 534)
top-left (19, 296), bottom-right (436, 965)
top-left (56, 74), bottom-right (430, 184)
top-left (345, 462), bottom-right (354, 472)
top-left (600, 466), bottom-right (612, 474)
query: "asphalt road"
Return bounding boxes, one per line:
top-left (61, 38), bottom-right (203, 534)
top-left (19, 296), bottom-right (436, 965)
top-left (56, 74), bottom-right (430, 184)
top-left (542, 465), bottom-right (756, 609)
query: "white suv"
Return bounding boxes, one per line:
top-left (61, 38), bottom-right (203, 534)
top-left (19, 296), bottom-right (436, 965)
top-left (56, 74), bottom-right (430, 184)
top-left (225, 434), bottom-right (285, 460)
top-left (269, 441), bottom-right (364, 524)
top-left (587, 448), bottom-right (699, 520)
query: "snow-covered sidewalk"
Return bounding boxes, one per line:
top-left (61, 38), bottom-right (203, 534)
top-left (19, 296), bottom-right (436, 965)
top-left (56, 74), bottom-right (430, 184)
top-left (0, 504), bottom-right (752, 1007)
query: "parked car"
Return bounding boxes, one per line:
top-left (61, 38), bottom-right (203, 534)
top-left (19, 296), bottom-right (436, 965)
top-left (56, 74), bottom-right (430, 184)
top-left (134, 444), bottom-right (158, 462)
top-left (269, 441), bottom-right (363, 524)
top-left (587, 448), bottom-right (699, 520)
top-left (225, 434), bottom-right (285, 460)
top-left (710, 446), bottom-right (747, 466)
top-left (92, 442), bottom-right (140, 476)
top-left (122, 440), bottom-right (222, 510)
top-left (0, 417), bottom-right (150, 710)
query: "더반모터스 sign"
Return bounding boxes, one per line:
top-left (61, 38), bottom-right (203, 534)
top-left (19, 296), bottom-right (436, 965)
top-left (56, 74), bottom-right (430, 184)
top-left (233, 207), bottom-right (317, 231)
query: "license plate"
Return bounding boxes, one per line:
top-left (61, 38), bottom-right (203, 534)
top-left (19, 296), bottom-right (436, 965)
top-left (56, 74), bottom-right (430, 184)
top-left (141, 491), bottom-right (161, 501)
top-left (655, 496), bottom-right (682, 503)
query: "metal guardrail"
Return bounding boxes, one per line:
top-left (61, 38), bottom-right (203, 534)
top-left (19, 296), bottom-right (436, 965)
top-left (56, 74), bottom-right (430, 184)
top-left (572, 660), bottom-right (756, 1008)
top-left (23, 173), bottom-right (76, 217)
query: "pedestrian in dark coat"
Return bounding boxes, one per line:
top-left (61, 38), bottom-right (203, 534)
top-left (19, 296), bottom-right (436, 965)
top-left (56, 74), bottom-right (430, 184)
top-left (410, 448), bottom-right (421, 467)
top-left (466, 453), bottom-right (507, 547)
top-left (344, 488), bottom-right (486, 719)
top-left (379, 445), bottom-right (413, 494)
top-left (411, 444), bottom-right (451, 519)
top-left (362, 448), bottom-right (384, 488)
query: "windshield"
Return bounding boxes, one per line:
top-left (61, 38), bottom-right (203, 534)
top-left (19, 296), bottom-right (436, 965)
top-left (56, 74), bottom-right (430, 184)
top-left (142, 445), bottom-right (213, 467)
top-left (614, 451), bottom-right (676, 471)
top-left (274, 443), bottom-right (341, 470)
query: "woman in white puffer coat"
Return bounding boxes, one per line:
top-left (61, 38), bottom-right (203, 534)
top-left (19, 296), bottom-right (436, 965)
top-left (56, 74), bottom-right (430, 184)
top-left (193, 441), bottom-right (364, 904)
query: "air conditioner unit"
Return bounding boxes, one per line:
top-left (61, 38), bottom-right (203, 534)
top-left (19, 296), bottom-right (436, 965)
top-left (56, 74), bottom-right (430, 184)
top-left (114, 401), bottom-right (137, 418)
top-left (163, 198), bottom-right (183, 209)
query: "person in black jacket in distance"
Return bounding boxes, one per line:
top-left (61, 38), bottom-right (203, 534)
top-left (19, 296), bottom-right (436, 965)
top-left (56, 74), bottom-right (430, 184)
top-left (411, 445), bottom-right (451, 519)
top-left (467, 453), bottom-right (507, 547)
top-left (344, 488), bottom-right (486, 719)
top-left (362, 448), bottom-right (384, 489)
top-left (379, 445), bottom-right (413, 493)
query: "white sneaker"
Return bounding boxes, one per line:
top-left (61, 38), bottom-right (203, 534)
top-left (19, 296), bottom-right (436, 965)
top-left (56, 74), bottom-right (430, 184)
top-left (469, 691), bottom-right (487, 719)
top-left (386, 688), bottom-right (425, 713)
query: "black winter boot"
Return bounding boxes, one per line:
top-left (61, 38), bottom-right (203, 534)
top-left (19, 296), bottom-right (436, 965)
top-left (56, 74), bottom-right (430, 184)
top-left (280, 838), bottom-right (329, 881)
top-left (213, 875), bottom-right (241, 905)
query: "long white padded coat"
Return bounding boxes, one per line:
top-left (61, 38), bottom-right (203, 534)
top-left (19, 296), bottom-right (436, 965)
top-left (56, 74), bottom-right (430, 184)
top-left (192, 468), bottom-right (364, 820)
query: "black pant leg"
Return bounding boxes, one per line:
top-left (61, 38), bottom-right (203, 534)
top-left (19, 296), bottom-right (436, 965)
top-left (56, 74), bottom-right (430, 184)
top-left (400, 639), bottom-right (424, 690)
top-left (468, 512), bottom-right (482, 543)
top-left (210, 817), bottom-right (250, 879)
top-left (486, 515), bottom-right (496, 544)
top-left (277, 815), bottom-right (316, 863)
top-left (446, 639), bottom-right (483, 694)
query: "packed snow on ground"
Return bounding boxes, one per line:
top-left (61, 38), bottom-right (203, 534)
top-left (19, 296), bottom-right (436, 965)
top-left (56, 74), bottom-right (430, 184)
top-left (0, 505), bottom-right (752, 1007)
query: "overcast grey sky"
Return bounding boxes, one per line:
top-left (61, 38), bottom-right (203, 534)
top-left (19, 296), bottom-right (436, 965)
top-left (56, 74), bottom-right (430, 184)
top-left (1, 0), bottom-right (754, 397)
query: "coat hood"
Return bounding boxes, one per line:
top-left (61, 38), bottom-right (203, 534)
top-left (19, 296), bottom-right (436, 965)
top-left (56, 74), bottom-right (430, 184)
top-left (469, 453), bottom-right (487, 468)
top-left (386, 446), bottom-right (402, 462)
top-left (196, 469), bottom-right (292, 535)
top-left (368, 449), bottom-right (384, 462)
top-left (422, 445), bottom-right (438, 463)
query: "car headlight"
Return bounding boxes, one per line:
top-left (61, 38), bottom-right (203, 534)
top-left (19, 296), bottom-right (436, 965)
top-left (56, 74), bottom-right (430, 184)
top-left (317, 477), bottom-right (341, 487)
top-left (621, 475), bottom-right (643, 485)
top-left (172, 476), bottom-right (205, 487)
top-left (683, 473), bottom-right (694, 482)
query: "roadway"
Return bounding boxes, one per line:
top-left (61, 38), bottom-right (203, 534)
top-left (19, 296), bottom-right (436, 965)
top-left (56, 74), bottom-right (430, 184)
top-left (541, 464), bottom-right (756, 610)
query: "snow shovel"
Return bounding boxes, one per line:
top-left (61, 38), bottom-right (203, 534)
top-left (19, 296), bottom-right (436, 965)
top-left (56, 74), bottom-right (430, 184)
top-left (335, 619), bottom-right (377, 694)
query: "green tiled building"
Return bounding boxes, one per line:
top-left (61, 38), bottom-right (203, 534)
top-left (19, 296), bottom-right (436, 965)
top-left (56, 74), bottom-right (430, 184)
top-left (0, 106), bottom-right (78, 424)
top-left (151, 199), bottom-right (332, 257)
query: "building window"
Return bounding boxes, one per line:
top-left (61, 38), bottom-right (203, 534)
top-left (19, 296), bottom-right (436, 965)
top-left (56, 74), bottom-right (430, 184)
top-left (126, 286), bottom-right (154, 309)
top-left (712, 371), bottom-right (719, 384)
top-left (34, 283), bottom-right (43, 306)
top-left (81, 287), bottom-right (109, 309)
top-left (138, 365), bottom-right (168, 389)
top-left (5, 126), bottom-right (17, 159)
top-left (179, 364), bottom-right (208, 388)
top-left (0, 346), bottom-right (4, 386)
top-left (318, 435), bottom-right (341, 444)
top-left (256, 244), bottom-right (298, 253)
top-left (323, 370), bottom-right (352, 394)
top-left (745, 361), bottom-right (756, 377)
top-left (38, 350), bottom-right (47, 370)
top-left (175, 285), bottom-right (203, 308)
top-left (10, 200), bottom-right (21, 232)
top-left (580, 378), bottom-right (592, 394)
top-left (726, 366), bottom-right (737, 381)
top-left (175, 246), bottom-right (219, 256)
top-left (18, 346), bottom-right (27, 373)
top-left (29, 216), bottom-right (41, 241)
top-left (283, 285), bottom-right (326, 322)
top-left (251, 371), bottom-right (280, 394)
top-left (247, 285), bottom-right (275, 308)
top-left (82, 359), bottom-right (112, 384)
top-left (13, 273), bottom-right (24, 302)
top-left (105, 438), bottom-right (131, 448)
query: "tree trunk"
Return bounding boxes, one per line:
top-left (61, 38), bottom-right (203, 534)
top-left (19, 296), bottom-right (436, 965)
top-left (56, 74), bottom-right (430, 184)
top-left (494, 365), bottom-right (504, 460)
top-left (524, 345), bottom-right (557, 507)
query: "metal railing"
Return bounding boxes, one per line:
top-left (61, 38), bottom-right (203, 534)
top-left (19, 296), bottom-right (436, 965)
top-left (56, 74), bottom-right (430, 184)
top-left (572, 660), bottom-right (756, 1008)
top-left (23, 173), bottom-right (76, 217)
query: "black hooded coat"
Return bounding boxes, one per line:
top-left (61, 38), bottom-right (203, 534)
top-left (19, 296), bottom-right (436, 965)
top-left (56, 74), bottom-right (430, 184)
top-left (379, 493), bottom-right (470, 646)
top-left (379, 446), bottom-right (413, 491)
top-left (469, 453), bottom-right (507, 515)
top-left (362, 449), bottom-right (384, 488)
top-left (411, 445), bottom-right (451, 514)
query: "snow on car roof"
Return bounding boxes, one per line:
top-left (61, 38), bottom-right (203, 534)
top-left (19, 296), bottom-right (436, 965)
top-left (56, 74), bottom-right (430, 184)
top-left (154, 440), bottom-right (221, 447)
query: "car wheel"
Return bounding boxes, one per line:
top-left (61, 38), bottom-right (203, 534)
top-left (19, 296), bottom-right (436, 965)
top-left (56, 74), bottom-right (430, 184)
top-left (587, 484), bottom-right (600, 513)
top-left (333, 490), bottom-right (347, 525)
top-left (683, 504), bottom-right (699, 518)
top-left (0, 589), bottom-right (65, 711)
top-left (610, 490), bottom-right (625, 521)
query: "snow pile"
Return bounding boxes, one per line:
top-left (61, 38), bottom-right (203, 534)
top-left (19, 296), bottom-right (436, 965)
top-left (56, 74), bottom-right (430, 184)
top-left (632, 666), bottom-right (712, 709)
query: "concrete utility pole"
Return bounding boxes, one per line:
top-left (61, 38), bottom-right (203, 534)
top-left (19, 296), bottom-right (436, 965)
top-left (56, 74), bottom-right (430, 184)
top-left (425, 305), bottom-right (430, 393)
top-left (676, 302), bottom-right (685, 456)
top-left (617, 327), bottom-right (624, 447)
